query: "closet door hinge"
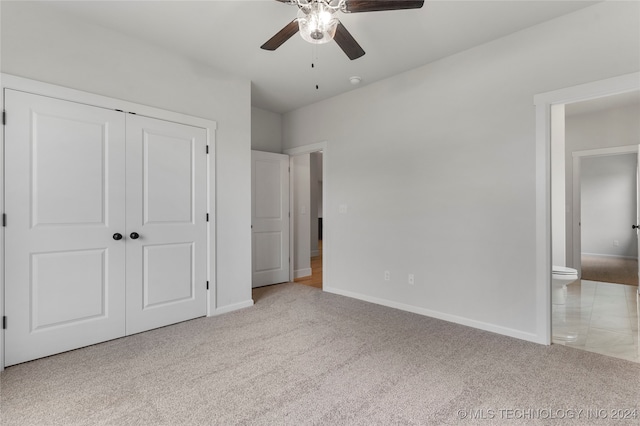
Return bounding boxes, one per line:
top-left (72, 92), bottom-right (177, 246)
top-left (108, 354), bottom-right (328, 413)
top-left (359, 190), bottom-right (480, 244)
top-left (206, 213), bottom-right (209, 222)
top-left (206, 281), bottom-right (209, 290)
top-left (2, 213), bottom-right (6, 227)
top-left (2, 110), bottom-right (6, 125)
top-left (206, 145), bottom-right (209, 154)
top-left (2, 316), bottom-right (6, 330)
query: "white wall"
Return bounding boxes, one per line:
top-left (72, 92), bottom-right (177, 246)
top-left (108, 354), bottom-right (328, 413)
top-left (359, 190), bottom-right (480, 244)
top-left (565, 102), bottom-right (640, 262)
top-left (581, 154), bottom-right (638, 258)
top-left (0, 2), bottom-right (252, 310)
top-left (282, 2), bottom-right (640, 341)
top-left (251, 107), bottom-right (283, 153)
top-left (292, 154), bottom-right (311, 278)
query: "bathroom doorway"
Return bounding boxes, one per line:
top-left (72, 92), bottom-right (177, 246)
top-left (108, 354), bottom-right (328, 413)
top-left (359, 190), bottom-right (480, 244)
top-left (549, 90), bottom-right (640, 363)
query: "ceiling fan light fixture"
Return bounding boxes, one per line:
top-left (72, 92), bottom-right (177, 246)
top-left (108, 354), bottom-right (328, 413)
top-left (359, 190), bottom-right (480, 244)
top-left (297, 2), bottom-right (339, 45)
top-left (262, 0), bottom-right (424, 60)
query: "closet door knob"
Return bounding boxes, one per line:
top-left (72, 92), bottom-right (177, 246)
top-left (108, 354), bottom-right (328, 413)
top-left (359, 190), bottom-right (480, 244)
top-left (633, 225), bottom-right (639, 229)
top-left (130, 232), bottom-right (140, 240)
top-left (113, 233), bottom-right (123, 241)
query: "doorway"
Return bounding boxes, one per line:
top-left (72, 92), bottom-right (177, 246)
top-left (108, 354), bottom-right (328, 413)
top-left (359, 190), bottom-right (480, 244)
top-left (547, 90), bottom-right (640, 363)
top-left (571, 148), bottom-right (639, 286)
top-left (284, 142), bottom-right (327, 290)
top-left (293, 152), bottom-right (323, 289)
top-left (534, 72), bottom-right (639, 346)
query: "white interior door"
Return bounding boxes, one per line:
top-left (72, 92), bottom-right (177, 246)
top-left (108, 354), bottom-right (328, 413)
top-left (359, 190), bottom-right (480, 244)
top-left (125, 115), bottom-right (208, 335)
top-left (4, 90), bottom-right (127, 366)
top-left (251, 151), bottom-right (290, 287)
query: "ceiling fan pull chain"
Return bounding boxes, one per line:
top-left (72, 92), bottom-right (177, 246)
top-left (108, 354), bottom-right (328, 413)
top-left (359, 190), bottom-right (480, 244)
top-left (313, 44), bottom-right (320, 90)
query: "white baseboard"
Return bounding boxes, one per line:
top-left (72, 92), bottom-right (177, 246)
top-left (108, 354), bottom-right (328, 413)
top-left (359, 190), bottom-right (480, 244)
top-left (211, 299), bottom-right (254, 316)
top-left (582, 252), bottom-right (637, 260)
top-left (323, 286), bottom-right (543, 344)
top-left (294, 268), bottom-right (312, 279)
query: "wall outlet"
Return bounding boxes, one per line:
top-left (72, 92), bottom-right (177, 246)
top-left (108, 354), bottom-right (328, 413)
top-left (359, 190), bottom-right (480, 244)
top-left (408, 274), bottom-right (415, 285)
top-left (613, 240), bottom-right (619, 247)
top-left (384, 270), bottom-right (390, 281)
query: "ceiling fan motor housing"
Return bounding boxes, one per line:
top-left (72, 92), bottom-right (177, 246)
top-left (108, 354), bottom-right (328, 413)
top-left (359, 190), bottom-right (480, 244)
top-left (297, 1), bottom-right (339, 44)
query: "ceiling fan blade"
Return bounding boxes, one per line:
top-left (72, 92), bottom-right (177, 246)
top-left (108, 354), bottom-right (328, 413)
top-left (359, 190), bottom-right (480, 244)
top-left (343, 0), bottom-right (424, 13)
top-left (261, 20), bottom-right (299, 51)
top-left (334, 22), bottom-right (365, 60)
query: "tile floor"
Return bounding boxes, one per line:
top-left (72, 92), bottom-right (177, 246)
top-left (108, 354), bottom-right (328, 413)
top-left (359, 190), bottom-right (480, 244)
top-left (553, 280), bottom-right (639, 363)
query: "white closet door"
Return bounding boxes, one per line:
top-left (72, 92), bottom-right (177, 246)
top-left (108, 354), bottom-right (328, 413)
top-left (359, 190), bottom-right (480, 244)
top-left (4, 90), bottom-right (127, 366)
top-left (251, 150), bottom-right (290, 287)
top-left (125, 114), bottom-right (208, 335)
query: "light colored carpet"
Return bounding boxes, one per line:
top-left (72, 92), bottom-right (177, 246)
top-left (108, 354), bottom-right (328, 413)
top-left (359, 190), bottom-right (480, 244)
top-left (581, 255), bottom-right (639, 286)
top-left (1, 283), bottom-right (639, 425)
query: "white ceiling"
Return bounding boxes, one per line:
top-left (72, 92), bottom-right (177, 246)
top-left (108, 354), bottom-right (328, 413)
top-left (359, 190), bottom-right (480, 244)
top-left (46, 0), bottom-right (600, 113)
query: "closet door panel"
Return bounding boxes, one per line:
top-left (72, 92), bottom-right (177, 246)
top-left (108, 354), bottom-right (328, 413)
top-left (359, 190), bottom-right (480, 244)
top-left (4, 90), bottom-right (126, 366)
top-left (125, 114), bottom-right (207, 335)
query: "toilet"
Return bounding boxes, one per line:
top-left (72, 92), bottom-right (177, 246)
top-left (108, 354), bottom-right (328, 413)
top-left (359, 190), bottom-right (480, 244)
top-left (552, 266), bottom-right (578, 305)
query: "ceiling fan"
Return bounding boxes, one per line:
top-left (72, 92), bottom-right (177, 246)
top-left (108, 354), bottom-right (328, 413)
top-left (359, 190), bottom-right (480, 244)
top-left (261, 0), bottom-right (425, 60)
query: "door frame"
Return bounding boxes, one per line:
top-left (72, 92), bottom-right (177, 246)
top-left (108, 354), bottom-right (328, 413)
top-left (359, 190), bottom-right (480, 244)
top-left (534, 71), bottom-right (640, 345)
top-left (571, 145), bottom-right (639, 277)
top-left (284, 142), bottom-right (327, 285)
top-left (0, 74), bottom-right (218, 370)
